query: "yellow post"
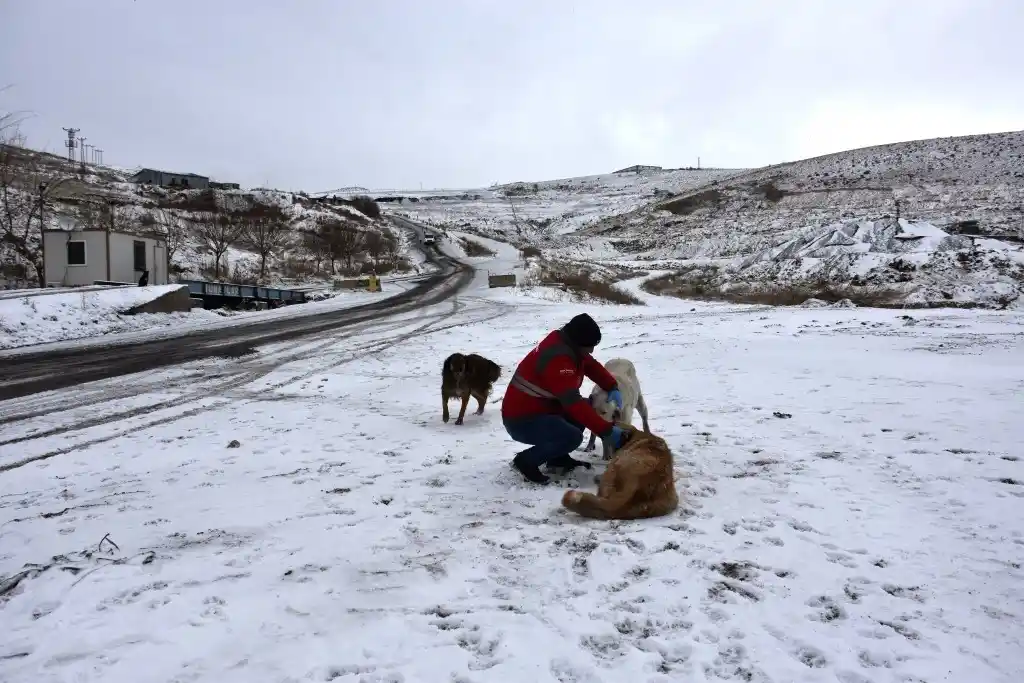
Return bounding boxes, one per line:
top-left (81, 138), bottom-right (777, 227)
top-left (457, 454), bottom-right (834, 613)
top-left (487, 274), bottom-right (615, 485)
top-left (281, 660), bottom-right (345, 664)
top-left (367, 274), bottom-right (380, 292)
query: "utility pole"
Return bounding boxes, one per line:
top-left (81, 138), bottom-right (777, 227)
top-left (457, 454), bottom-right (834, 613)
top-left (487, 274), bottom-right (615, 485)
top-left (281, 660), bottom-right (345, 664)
top-left (62, 127), bottom-right (80, 162)
top-left (79, 137), bottom-right (87, 163)
top-left (95, 148), bottom-right (103, 165)
top-left (39, 182), bottom-right (47, 286)
top-left (697, 156), bottom-right (701, 169)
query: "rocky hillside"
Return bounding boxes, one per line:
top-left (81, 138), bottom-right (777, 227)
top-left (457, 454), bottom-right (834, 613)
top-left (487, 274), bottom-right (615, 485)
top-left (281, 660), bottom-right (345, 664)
top-left (388, 167), bottom-right (741, 245)
top-left (0, 143), bottom-right (410, 290)
top-left (575, 130), bottom-right (1024, 259)
top-left (537, 131), bottom-right (1024, 308)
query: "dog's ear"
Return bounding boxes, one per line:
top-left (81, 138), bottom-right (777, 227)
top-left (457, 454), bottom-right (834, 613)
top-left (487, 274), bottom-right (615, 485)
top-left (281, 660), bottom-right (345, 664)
top-left (615, 423), bottom-right (638, 447)
top-left (617, 422), bottom-right (640, 436)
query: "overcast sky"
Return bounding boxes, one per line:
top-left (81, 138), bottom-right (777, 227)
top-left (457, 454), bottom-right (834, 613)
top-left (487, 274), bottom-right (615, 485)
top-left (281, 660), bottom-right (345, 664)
top-left (2, 0), bottom-right (1021, 191)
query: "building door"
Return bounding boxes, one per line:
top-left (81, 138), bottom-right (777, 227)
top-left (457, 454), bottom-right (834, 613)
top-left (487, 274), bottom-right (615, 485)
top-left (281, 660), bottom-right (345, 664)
top-left (152, 244), bottom-right (167, 285)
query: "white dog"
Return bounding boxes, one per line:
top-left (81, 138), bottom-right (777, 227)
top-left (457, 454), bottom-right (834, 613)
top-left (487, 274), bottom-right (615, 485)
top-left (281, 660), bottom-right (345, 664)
top-left (585, 358), bottom-right (651, 460)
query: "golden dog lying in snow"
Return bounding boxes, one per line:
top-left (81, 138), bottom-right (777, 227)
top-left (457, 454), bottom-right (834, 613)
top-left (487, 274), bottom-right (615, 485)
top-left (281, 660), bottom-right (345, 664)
top-left (562, 425), bottom-right (678, 520)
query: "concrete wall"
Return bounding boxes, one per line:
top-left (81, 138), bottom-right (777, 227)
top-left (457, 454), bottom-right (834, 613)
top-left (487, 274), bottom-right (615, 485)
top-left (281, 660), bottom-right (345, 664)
top-left (123, 285), bottom-right (192, 315)
top-left (334, 278), bottom-right (369, 290)
top-left (43, 230), bottom-right (108, 287)
top-left (44, 230), bottom-right (169, 287)
top-left (488, 274), bottom-right (517, 288)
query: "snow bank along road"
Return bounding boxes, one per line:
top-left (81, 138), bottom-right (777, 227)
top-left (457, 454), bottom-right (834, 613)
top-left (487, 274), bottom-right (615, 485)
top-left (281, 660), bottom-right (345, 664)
top-left (0, 219), bottom-right (471, 401)
top-left (1, 270), bottom-right (1022, 682)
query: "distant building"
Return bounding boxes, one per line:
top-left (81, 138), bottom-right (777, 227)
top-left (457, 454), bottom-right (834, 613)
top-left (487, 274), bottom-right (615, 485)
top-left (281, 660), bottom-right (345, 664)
top-left (43, 229), bottom-right (169, 287)
top-left (130, 167), bottom-right (210, 190)
top-left (614, 165), bottom-right (664, 174)
top-left (210, 181), bottom-right (241, 190)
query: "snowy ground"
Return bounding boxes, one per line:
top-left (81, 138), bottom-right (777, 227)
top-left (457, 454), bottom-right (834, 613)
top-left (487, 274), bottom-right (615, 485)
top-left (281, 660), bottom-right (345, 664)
top-left (0, 281), bottom-right (412, 353)
top-left (2, 260), bottom-right (1023, 682)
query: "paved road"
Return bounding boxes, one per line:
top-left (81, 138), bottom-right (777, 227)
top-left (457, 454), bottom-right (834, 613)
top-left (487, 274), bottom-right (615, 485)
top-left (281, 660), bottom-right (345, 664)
top-left (0, 218), bottom-right (470, 402)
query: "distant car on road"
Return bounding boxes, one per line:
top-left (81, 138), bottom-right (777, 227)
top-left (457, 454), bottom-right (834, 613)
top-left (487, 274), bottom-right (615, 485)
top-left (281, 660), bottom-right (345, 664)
top-left (423, 234), bottom-right (437, 246)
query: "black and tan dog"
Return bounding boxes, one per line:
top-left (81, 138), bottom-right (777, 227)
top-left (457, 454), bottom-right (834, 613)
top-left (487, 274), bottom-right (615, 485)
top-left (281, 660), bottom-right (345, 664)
top-left (441, 353), bottom-right (502, 425)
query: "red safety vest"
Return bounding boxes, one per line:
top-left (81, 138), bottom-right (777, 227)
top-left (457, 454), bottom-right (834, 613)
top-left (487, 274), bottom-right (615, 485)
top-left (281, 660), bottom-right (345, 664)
top-left (501, 329), bottom-right (618, 436)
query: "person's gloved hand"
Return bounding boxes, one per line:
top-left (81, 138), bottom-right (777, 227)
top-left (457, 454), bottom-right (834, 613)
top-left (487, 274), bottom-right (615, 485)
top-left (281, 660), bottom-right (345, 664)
top-left (607, 388), bottom-right (623, 410)
top-left (608, 425), bottom-right (627, 449)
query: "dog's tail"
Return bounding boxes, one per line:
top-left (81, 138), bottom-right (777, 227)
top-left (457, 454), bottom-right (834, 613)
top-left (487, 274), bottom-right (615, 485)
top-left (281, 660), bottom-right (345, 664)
top-left (486, 360), bottom-right (502, 382)
top-left (561, 490), bottom-right (615, 519)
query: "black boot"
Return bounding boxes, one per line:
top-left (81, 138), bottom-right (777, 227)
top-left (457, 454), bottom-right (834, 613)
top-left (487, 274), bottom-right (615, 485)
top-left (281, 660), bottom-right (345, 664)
top-left (512, 452), bottom-right (550, 484)
top-left (546, 454), bottom-right (592, 473)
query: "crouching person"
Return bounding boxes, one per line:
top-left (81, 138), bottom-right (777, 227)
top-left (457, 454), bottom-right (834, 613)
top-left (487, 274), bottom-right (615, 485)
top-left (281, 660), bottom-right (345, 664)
top-left (501, 313), bottom-right (627, 484)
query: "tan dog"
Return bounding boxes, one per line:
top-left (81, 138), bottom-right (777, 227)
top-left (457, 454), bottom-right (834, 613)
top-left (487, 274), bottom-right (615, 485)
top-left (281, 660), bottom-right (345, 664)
top-left (562, 425), bottom-right (678, 520)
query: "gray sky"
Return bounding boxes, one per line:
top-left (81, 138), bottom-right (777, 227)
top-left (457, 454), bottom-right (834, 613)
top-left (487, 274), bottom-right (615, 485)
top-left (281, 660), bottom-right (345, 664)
top-left (2, 0), bottom-right (1021, 191)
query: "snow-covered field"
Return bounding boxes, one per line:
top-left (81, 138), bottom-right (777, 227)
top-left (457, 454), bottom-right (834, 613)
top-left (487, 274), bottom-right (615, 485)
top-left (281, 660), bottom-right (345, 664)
top-left (3, 257), bottom-right (1023, 682)
top-left (0, 281), bottom-right (410, 352)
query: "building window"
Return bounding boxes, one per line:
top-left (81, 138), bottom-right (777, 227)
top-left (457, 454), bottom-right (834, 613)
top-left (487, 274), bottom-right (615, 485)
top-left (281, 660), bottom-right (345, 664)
top-left (133, 240), bottom-right (147, 271)
top-left (66, 240), bottom-right (86, 266)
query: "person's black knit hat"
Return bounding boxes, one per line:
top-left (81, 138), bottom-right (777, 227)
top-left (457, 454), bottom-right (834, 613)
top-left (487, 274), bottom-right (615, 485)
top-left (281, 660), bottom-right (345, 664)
top-left (562, 313), bottom-right (601, 347)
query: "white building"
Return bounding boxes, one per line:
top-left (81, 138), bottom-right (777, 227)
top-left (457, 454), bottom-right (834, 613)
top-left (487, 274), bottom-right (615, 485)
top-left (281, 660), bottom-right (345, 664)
top-left (43, 229), bottom-right (169, 287)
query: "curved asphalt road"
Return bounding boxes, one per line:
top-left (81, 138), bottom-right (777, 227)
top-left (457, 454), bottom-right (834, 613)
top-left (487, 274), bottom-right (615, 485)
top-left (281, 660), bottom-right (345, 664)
top-left (0, 218), bottom-right (469, 402)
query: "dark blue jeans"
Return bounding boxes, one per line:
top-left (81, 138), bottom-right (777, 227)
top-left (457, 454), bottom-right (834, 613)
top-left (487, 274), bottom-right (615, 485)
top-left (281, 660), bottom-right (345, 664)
top-left (504, 414), bottom-right (584, 469)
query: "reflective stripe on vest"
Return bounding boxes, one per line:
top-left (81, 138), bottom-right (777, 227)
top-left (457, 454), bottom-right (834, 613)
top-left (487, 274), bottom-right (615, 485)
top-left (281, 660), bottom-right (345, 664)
top-left (510, 373), bottom-right (557, 399)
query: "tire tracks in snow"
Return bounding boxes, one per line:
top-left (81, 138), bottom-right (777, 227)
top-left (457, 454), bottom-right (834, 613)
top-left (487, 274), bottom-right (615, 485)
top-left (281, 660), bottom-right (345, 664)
top-left (0, 309), bottom-right (437, 434)
top-left (0, 295), bottom-right (513, 473)
top-left (0, 274), bottom-right (479, 429)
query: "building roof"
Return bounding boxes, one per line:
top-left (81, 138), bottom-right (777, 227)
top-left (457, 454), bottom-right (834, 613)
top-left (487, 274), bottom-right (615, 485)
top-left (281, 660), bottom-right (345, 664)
top-left (130, 167), bottom-right (209, 180)
top-left (43, 227), bottom-right (168, 242)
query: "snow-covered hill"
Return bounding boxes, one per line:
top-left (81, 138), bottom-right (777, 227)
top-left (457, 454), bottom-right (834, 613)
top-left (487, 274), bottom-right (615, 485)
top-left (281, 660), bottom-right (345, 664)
top-left (642, 219), bottom-right (1024, 309)
top-left (579, 130), bottom-right (1024, 258)
top-left (381, 132), bottom-right (1024, 308)
top-left (0, 146), bottom-right (412, 290)
top-left (389, 167), bottom-right (741, 244)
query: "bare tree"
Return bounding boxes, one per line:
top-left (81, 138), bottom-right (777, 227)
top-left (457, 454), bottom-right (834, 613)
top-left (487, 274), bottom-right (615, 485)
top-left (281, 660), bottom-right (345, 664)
top-left (384, 230), bottom-right (402, 266)
top-left (104, 201), bottom-right (138, 233)
top-left (318, 218), bottom-right (363, 274)
top-left (74, 198), bottom-right (105, 231)
top-left (301, 228), bottom-right (329, 274)
top-left (363, 230), bottom-right (386, 269)
top-left (76, 197), bottom-right (136, 233)
top-left (243, 213), bottom-right (289, 281)
top-left (0, 123), bottom-right (70, 287)
top-left (158, 212), bottom-right (191, 263)
top-left (195, 212), bottom-right (243, 279)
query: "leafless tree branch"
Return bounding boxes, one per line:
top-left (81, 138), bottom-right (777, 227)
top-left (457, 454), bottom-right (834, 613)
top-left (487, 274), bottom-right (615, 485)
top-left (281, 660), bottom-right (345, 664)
top-left (195, 212), bottom-right (243, 279)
